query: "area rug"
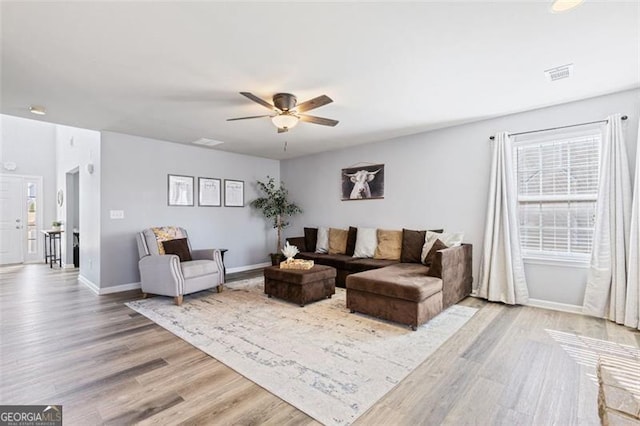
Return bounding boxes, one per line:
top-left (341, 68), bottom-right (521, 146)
top-left (126, 277), bottom-right (477, 425)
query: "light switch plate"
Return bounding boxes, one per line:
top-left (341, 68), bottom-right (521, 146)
top-left (110, 210), bottom-right (124, 219)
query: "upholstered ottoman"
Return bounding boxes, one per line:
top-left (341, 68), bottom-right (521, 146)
top-left (346, 263), bottom-right (443, 330)
top-left (264, 265), bottom-right (336, 307)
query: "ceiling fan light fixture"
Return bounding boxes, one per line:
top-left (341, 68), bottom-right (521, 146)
top-left (550, 0), bottom-right (584, 13)
top-left (272, 113), bottom-right (299, 130)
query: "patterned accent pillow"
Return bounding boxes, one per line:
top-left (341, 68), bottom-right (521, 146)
top-left (152, 226), bottom-right (187, 255)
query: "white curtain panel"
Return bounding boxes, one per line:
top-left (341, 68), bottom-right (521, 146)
top-left (583, 114), bottom-right (632, 322)
top-left (478, 132), bottom-right (529, 305)
top-left (624, 118), bottom-right (640, 330)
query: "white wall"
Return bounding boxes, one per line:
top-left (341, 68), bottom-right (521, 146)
top-left (0, 115), bottom-right (56, 233)
top-left (99, 131), bottom-right (280, 289)
top-left (55, 125), bottom-right (101, 284)
top-left (281, 89), bottom-right (640, 307)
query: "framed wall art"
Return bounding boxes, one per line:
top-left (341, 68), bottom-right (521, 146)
top-left (224, 179), bottom-right (244, 207)
top-left (198, 177), bottom-right (221, 207)
top-left (341, 164), bottom-right (384, 200)
top-left (168, 174), bottom-right (194, 206)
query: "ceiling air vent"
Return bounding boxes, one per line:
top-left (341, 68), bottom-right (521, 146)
top-left (544, 63), bottom-right (573, 82)
top-left (192, 138), bottom-right (224, 148)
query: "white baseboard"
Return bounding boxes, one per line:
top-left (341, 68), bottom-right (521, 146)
top-left (63, 263), bottom-right (76, 269)
top-left (78, 274), bottom-right (100, 295)
top-left (78, 275), bottom-right (141, 295)
top-left (227, 262), bottom-right (270, 274)
top-left (100, 282), bottom-right (141, 294)
top-left (526, 298), bottom-right (583, 315)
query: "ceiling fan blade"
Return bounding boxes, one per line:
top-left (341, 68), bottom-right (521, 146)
top-left (299, 114), bottom-right (339, 127)
top-left (277, 127), bottom-right (288, 134)
top-left (295, 95), bottom-right (333, 113)
top-left (226, 115), bottom-right (272, 121)
top-left (240, 92), bottom-right (279, 111)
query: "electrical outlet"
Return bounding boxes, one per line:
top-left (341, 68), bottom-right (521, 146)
top-left (110, 210), bottom-right (124, 219)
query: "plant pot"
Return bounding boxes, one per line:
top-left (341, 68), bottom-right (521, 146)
top-left (270, 253), bottom-right (285, 266)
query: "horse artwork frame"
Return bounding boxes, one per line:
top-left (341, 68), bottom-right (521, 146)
top-left (341, 164), bottom-right (385, 201)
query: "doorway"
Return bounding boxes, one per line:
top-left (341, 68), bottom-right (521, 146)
top-left (0, 174), bottom-right (43, 265)
top-left (64, 169), bottom-right (80, 268)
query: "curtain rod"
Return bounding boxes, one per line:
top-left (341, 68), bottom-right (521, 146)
top-left (488, 115), bottom-right (628, 140)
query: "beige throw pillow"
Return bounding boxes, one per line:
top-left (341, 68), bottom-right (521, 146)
top-left (374, 229), bottom-right (403, 260)
top-left (328, 228), bottom-right (349, 255)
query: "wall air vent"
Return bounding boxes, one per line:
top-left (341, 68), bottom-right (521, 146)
top-left (192, 138), bottom-right (224, 147)
top-left (544, 63), bottom-right (573, 82)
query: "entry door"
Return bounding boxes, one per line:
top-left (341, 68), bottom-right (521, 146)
top-left (0, 175), bottom-right (24, 265)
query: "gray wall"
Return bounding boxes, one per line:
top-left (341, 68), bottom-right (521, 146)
top-left (281, 89), bottom-right (640, 306)
top-left (0, 114), bottom-right (57, 233)
top-left (99, 131), bottom-right (280, 288)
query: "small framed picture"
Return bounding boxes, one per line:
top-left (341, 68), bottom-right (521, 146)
top-left (168, 174), bottom-right (194, 206)
top-left (224, 179), bottom-right (244, 207)
top-left (198, 177), bottom-right (221, 207)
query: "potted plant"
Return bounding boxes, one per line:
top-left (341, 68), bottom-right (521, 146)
top-left (250, 176), bottom-right (302, 265)
top-left (52, 220), bottom-right (63, 231)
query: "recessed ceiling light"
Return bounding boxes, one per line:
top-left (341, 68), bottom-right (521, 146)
top-left (550, 0), bottom-right (584, 13)
top-left (29, 105), bottom-right (46, 115)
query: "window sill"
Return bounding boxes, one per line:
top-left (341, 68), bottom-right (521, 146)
top-left (523, 256), bottom-right (590, 268)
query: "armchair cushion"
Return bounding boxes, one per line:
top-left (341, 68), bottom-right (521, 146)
top-left (181, 260), bottom-right (219, 279)
top-left (162, 238), bottom-right (192, 262)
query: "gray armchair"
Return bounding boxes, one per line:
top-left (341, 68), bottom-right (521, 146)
top-left (136, 227), bottom-right (225, 305)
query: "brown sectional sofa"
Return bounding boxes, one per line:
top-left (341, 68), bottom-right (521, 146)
top-left (285, 233), bottom-right (473, 330)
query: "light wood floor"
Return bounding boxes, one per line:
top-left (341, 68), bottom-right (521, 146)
top-left (1, 264), bottom-right (638, 425)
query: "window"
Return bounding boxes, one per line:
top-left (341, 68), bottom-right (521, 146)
top-left (515, 131), bottom-right (601, 260)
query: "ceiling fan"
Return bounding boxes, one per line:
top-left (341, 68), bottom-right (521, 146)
top-left (227, 92), bottom-right (339, 133)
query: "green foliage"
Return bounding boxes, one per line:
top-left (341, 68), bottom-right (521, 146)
top-left (250, 176), bottom-right (302, 252)
top-left (52, 220), bottom-right (62, 227)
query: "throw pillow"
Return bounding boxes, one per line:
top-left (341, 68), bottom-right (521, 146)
top-left (426, 239), bottom-right (449, 278)
top-left (304, 227), bottom-right (318, 253)
top-left (421, 231), bottom-right (464, 264)
top-left (400, 229), bottom-right (426, 263)
top-left (315, 227), bottom-right (329, 253)
top-left (345, 226), bottom-right (358, 256)
top-left (423, 238), bottom-right (448, 267)
top-left (374, 229), bottom-right (403, 260)
top-left (353, 227), bottom-right (377, 258)
top-left (328, 228), bottom-right (349, 255)
top-left (151, 226), bottom-right (187, 255)
top-left (162, 238), bottom-right (192, 262)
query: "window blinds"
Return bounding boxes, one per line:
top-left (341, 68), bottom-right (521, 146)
top-left (515, 134), bottom-right (601, 257)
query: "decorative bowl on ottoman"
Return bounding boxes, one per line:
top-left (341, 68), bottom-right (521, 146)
top-left (280, 259), bottom-right (314, 270)
top-left (264, 265), bottom-right (336, 307)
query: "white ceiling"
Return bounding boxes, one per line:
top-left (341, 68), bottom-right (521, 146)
top-left (1, 1), bottom-right (639, 160)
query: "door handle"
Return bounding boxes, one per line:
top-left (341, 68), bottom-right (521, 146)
top-left (16, 219), bottom-right (21, 222)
